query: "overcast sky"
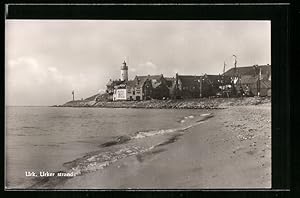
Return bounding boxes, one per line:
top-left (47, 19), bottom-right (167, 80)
top-left (5, 20), bottom-right (270, 106)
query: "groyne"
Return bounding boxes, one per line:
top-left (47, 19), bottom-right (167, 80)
top-left (58, 97), bottom-right (271, 109)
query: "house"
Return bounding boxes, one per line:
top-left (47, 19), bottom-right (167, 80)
top-left (126, 79), bottom-right (143, 101)
top-left (173, 74), bottom-right (232, 98)
top-left (174, 74), bottom-right (202, 99)
top-left (112, 75), bottom-right (148, 101)
top-left (201, 74), bottom-right (233, 98)
top-left (134, 75), bottom-right (169, 100)
top-left (223, 64), bottom-right (271, 96)
top-left (113, 83), bottom-right (127, 101)
top-left (240, 76), bottom-right (271, 97)
top-left (112, 73), bottom-right (170, 101)
top-left (106, 79), bottom-right (124, 101)
top-left (165, 77), bottom-right (176, 98)
top-left (106, 79), bottom-right (123, 94)
top-left (112, 80), bottom-right (142, 101)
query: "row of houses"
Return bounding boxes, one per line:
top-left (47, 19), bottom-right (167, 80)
top-left (104, 61), bottom-right (271, 101)
top-left (106, 74), bottom-right (170, 101)
top-left (224, 64), bottom-right (271, 97)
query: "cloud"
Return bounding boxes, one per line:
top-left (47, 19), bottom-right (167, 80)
top-left (129, 67), bottom-right (137, 72)
top-left (6, 57), bottom-right (96, 105)
top-left (139, 61), bottom-right (157, 69)
top-left (7, 57), bottom-right (47, 86)
top-left (128, 61), bottom-right (159, 76)
top-left (5, 20), bottom-right (270, 105)
top-left (47, 66), bottom-right (65, 83)
top-left (47, 66), bottom-right (57, 72)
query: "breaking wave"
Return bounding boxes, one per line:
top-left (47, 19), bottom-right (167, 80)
top-left (132, 113), bottom-right (213, 139)
top-left (29, 112), bottom-right (214, 188)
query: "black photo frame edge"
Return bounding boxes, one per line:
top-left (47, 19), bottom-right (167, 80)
top-left (1, 1), bottom-right (296, 198)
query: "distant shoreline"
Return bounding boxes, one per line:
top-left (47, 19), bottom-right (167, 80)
top-left (57, 97), bottom-right (271, 110)
top-left (7, 105), bottom-right (50, 107)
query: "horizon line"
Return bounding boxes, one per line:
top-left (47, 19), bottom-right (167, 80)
top-left (6, 105), bottom-right (56, 107)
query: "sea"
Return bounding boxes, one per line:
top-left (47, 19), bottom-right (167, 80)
top-left (5, 106), bottom-right (213, 189)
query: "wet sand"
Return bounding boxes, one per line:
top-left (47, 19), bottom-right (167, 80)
top-left (58, 104), bottom-right (271, 189)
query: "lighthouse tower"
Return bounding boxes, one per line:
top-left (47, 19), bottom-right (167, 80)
top-left (120, 61), bottom-right (128, 81)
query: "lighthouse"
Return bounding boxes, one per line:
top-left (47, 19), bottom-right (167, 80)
top-left (120, 61), bottom-right (128, 81)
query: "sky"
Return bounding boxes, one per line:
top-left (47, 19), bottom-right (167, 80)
top-left (5, 20), bottom-right (270, 106)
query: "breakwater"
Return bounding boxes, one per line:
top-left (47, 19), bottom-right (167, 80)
top-left (58, 97), bottom-right (271, 109)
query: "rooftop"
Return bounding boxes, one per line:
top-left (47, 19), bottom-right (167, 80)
top-left (223, 64), bottom-right (271, 77)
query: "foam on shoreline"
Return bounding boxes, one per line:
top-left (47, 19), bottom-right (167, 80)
top-left (29, 113), bottom-right (214, 189)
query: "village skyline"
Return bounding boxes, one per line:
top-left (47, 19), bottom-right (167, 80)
top-left (5, 20), bottom-right (270, 106)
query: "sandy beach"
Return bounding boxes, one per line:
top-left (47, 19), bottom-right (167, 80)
top-left (57, 103), bottom-right (271, 189)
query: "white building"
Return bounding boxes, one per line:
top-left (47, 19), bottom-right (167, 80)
top-left (113, 79), bottom-right (143, 101)
top-left (113, 84), bottom-right (127, 101)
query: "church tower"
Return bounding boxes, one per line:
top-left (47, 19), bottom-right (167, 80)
top-left (120, 61), bottom-right (128, 81)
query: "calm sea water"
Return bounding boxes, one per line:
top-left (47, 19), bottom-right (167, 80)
top-left (5, 106), bottom-right (212, 189)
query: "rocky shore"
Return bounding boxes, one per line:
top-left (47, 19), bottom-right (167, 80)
top-left (59, 97), bottom-right (271, 109)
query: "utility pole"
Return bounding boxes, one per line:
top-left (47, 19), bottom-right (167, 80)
top-left (222, 61), bottom-right (226, 97)
top-left (199, 77), bottom-right (202, 98)
top-left (72, 90), bottom-right (74, 101)
top-left (233, 55), bottom-right (237, 75)
top-left (253, 64), bottom-right (261, 97)
top-left (232, 55), bottom-right (242, 97)
top-left (258, 67), bottom-right (261, 97)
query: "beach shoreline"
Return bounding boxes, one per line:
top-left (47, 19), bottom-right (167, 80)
top-left (6, 102), bottom-right (271, 189)
top-left (56, 103), bottom-right (271, 189)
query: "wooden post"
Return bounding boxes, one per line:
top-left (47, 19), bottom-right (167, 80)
top-left (175, 73), bottom-right (179, 99)
top-left (72, 90), bottom-right (74, 101)
top-left (257, 67), bottom-right (261, 97)
top-left (199, 77), bottom-right (202, 98)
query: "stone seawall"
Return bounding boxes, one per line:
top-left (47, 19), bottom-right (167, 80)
top-left (58, 97), bottom-right (271, 109)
